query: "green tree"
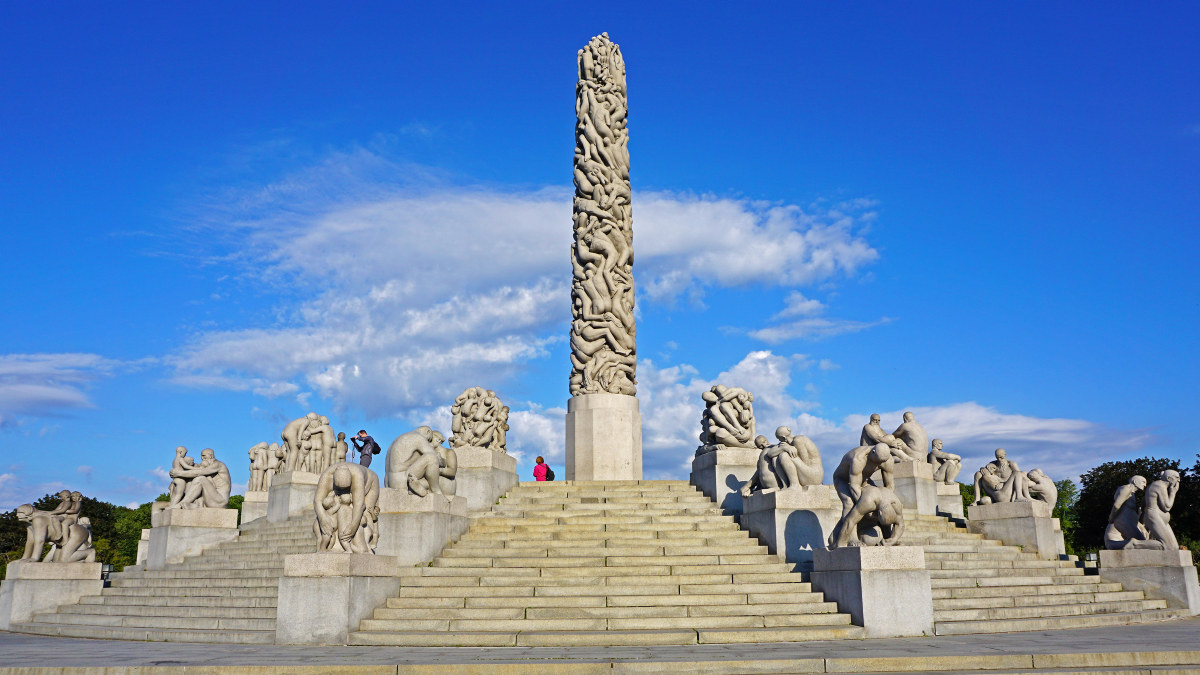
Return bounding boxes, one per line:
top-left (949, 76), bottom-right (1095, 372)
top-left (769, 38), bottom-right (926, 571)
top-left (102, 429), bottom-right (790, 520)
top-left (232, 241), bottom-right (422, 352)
top-left (959, 481), bottom-right (973, 517)
top-left (1053, 478), bottom-right (1079, 554)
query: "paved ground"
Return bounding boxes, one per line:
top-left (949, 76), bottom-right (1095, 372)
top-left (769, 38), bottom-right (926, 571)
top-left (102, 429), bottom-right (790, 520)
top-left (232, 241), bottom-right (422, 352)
top-left (1, 618), bottom-right (1199, 670)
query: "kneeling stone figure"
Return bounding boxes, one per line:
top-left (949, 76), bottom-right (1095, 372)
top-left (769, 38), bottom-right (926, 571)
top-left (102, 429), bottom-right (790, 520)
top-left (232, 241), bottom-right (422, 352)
top-left (314, 463), bottom-right (380, 554)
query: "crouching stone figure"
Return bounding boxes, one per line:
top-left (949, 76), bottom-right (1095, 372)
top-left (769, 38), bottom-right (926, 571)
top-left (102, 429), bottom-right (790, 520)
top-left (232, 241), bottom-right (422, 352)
top-left (385, 426), bottom-right (458, 496)
top-left (314, 463), bottom-right (380, 554)
top-left (827, 484), bottom-right (906, 548)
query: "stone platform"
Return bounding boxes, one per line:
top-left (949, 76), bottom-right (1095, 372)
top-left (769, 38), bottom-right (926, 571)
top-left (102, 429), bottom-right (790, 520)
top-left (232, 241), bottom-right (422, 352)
top-left (2, 618), bottom-right (1199, 672)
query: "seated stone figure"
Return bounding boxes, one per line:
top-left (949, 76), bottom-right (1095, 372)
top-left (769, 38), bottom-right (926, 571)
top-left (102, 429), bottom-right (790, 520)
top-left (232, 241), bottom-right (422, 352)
top-left (314, 463), bottom-right (380, 554)
top-left (891, 412), bottom-right (929, 462)
top-left (740, 426), bottom-right (823, 496)
top-left (385, 426), bottom-right (458, 497)
top-left (168, 448), bottom-right (231, 509)
top-left (1144, 470), bottom-right (1181, 550)
top-left (973, 449), bottom-right (1030, 505)
top-left (1025, 468), bottom-right (1058, 510)
top-left (861, 414), bottom-right (918, 461)
top-left (827, 484), bottom-right (905, 548)
top-left (1105, 475), bottom-right (1163, 550)
top-left (696, 385), bottom-right (756, 455)
top-left (927, 439), bottom-right (962, 484)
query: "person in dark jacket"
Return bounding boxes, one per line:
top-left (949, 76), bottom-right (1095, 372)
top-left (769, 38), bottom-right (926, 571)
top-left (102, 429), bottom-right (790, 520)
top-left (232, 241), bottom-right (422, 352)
top-left (351, 430), bottom-right (381, 468)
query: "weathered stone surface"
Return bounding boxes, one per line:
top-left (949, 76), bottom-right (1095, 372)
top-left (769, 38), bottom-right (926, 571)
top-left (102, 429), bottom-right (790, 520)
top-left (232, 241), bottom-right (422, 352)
top-left (967, 501), bottom-right (1065, 560)
top-left (0, 561), bottom-right (103, 631)
top-left (151, 507), bottom-right (238, 529)
top-left (891, 459), bottom-right (938, 516)
top-left (935, 481), bottom-right (965, 519)
top-left (267, 470), bottom-right (320, 523)
top-left (284, 552), bottom-right (406, 578)
top-left (740, 486), bottom-right (840, 571)
top-left (453, 446), bottom-right (518, 512)
top-left (690, 447), bottom-right (758, 516)
top-left (276, 563), bottom-right (404, 644)
top-left (240, 490), bottom-right (269, 524)
top-left (1099, 548), bottom-right (1200, 614)
top-left (373, 487), bottom-right (469, 566)
top-left (811, 545), bottom-right (933, 638)
top-left (567, 393), bottom-right (642, 481)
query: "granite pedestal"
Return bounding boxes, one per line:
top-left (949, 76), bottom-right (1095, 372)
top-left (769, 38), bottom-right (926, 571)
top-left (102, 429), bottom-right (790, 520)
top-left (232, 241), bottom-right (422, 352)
top-left (374, 488), bottom-right (469, 566)
top-left (740, 485), bottom-right (841, 571)
top-left (566, 393), bottom-right (642, 481)
top-left (453, 446), bottom-right (518, 512)
top-left (240, 490), bottom-right (269, 523)
top-left (267, 471), bottom-right (319, 523)
top-left (0, 561), bottom-right (103, 631)
top-left (967, 501), bottom-right (1065, 560)
top-left (811, 546), bottom-right (933, 638)
top-left (1099, 549), bottom-right (1200, 615)
top-left (891, 460), bottom-right (938, 516)
top-left (275, 553), bottom-right (410, 645)
top-left (690, 446), bottom-right (759, 517)
top-left (146, 507), bottom-right (239, 570)
top-left (936, 482), bottom-right (965, 519)
top-left (135, 529), bottom-right (149, 565)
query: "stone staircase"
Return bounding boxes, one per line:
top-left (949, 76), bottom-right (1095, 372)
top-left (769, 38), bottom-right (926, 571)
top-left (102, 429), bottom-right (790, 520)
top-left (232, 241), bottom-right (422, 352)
top-left (899, 512), bottom-right (1186, 635)
top-left (8, 516), bottom-right (314, 643)
top-left (349, 480), bottom-right (862, 646)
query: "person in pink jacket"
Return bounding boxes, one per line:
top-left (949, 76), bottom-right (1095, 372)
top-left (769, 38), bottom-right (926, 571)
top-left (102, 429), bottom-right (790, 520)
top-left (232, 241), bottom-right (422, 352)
top-left (533, 456), bottom-right (548, 481)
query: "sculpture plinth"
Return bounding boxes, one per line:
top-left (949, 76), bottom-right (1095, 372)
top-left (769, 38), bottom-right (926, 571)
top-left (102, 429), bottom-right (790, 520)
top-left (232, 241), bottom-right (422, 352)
top-left (268, 470), bottom-right (319, 523)
top-left (566, 393), bottom-right (642, 481)
top-left (453, 446), bottom-right (519, 512)
top-left (1099, 549), bottom-right (1200, 615)
top-left (740, 485), bottom-right (841, 571)
top-left (890, 460), bottom-right (938, 516)
top-left (146, 507), bottom-right (239, 570)
top-left (967, 501), bottom-right (1065, 560)
top-left (240, 490), bottom-right (269, 524)
top-left (373, 488), bottom-right (470, 566)
top-left (276, 553), bottom-right (412, 645)
top-left (690, 446), bottom-right (758, 516)
top-left (0, 561), bottom-right (104, 631)
top-left (811, 546), bottom-right (933, 638)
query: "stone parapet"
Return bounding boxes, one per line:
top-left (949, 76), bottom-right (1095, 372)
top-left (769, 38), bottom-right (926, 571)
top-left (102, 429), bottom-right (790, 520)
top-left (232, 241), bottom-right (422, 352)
top-left (935, 482), bottom-right (965, 519)
top-left (1099, 549), bottom-right (1200, 615)
top-left (566, 393), bottom-right (642, 481)
top-left (811, 546), bottom-right (933, 638)
top-left (690, 446), bottom-right (759, 517)
top-left (740, 485), bottom-right (841, 571)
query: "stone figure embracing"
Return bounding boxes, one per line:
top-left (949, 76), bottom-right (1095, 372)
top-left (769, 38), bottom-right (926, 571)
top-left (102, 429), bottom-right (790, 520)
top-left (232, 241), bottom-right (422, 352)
top-left (167, 447), bottom-right (230, 509)
top-left (385, 426), bottom-right (458, 497)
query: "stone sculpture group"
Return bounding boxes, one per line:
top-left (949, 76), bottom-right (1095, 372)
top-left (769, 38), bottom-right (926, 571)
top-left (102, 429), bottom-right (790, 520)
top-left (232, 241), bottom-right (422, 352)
top-left (248, 441), bottom-right (285, 492)
top-left (449, 387), bottom-right (509, 453)
top-left (280, 413), bottom-right (342, 474)
top-left (570, 32), bottom-right (636, 397)
top-left (973, 448), bottom-right (1058, 509)
top-left (385, 426), bottom-right (457, 497)
top-left (1106, 471), bottom-right (1182, 551)
top-left (167, 447), bottom-right (231, 509)
top-left (697, 385), bottom-right (756, 455)
top-left (314, 463), bottom-right (380, 554)
top-left (15, 490), bottom-right (95, 563)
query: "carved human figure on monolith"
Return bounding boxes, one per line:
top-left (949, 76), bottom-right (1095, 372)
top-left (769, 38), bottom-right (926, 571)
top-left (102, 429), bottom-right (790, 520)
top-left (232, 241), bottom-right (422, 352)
top-left (1104, 475), bottom-right (1162, 550)
top-left (168, 448), bottom-right (231, 509)
top-left (450, 386), bottom-right (510, 453)
top-left (741, 426), bottom-right (823, 496)
top-left (696, 385), bottom-right (756, 455)
top-left (973, 449), bottom-right (1029, 505)
top-left (828, 484), bottom-right (906, 548)
top-left (385, 426), bottom-right (458, 497)
top-left (891, 412), bottom-right (928, 462)
top-left (248, 442), bottom-right (270, 491)
top-left (1144, 470), bottom-right (1181, 550)
top-left (927, 439), bottom-right (962, 484)
top-left (1025, 468), bottom-right (1058, 509)
top-left (314, 463), bottom-right (380, 554)
top-left (831, 443), bottom-right (896, 528)
top-left (569, 32), bottom-right (636, 397)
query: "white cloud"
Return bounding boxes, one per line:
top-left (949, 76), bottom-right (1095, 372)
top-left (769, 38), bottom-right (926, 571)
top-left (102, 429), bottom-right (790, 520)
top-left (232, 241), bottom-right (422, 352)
top-left (0, 353), bottom-right (124, 427)
top-left (749, 317), bottom-right (892, 344)
top-left (775, 292), bottom-right (825, 318)
top-left (166, 149), bottom-right (881, 420)
top-left (506, 405), bottom-right (565, 464)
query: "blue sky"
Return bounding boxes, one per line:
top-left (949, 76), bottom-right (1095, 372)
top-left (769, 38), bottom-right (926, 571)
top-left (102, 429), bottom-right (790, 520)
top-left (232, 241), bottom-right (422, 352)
top-left (2, 3), bottom-right (1197, 508)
